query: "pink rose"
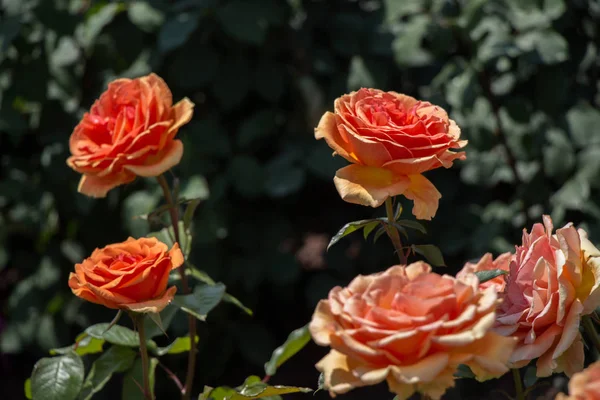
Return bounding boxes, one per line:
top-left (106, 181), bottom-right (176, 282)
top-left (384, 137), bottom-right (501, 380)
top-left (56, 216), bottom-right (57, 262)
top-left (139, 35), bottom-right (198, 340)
top-left (457, 252), bottom-right (511, 292)
top-left (495, 216), bottom-right (600, 377)
top-left (309, 263), bottom-right (516, 400)
top-left (556, 361), bottom-right (600, 399)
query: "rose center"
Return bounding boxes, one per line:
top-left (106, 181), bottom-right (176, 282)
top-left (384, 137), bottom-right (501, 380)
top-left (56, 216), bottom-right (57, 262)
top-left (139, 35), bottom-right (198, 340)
top-left (109, 253), bottom-right (144, 270)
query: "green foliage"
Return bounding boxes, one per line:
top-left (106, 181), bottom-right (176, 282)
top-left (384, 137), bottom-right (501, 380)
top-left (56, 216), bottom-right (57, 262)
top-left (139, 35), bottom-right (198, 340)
top-left (474, 269), bottom-right (509, 284)
top-left (79, 346), bottom-right (137, 400)
top-left (50, 334), bottom-right (104, 356)
top-left (85, 324), bottom-right (143, 348)
top-left (411, 244), bottom-right (446, 267)
top-left (122, 357), bottom-right (159, 400)
top-left (30, 351), bottom-right (84, 400)
top-left (200, 376), bottom-right (312, 400)
top-left (172, 283), bottom-right (226, 321)
top-left (5, 0), bottom-right (600, 398)
top-left (152, 335), bottom-right (198, 356)
top-left (264, 324), bottom-right (311, 377)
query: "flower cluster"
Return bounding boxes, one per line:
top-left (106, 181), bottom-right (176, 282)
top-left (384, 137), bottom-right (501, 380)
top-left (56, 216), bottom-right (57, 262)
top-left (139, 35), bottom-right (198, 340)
top-left (310, 90), bottom-right (600, 399)
top-left (61, 74), bottom-right (600, 400)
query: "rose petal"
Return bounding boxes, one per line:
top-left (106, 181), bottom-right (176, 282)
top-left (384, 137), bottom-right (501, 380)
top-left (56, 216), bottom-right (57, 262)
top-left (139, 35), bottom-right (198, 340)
top-left (124, 139), bottom-right (183, 177)
top-left (333, 164), bottom-right (411, 208)
top-left (402, 174), bottom-right (441, 220)
top-left (314, 112), bottom-right (355, 163)
top-left (316, 350), bottom-right (366, 396)
top-left (122, 285), bottom-right (177, 313)
top-left (77, 172), bottom-right (136, 198)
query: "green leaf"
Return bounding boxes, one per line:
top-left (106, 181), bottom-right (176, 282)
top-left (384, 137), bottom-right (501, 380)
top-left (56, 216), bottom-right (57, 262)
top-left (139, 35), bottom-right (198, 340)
top-left (77, 3), bottom-right (125, 51)
top-left (183, 199), bottom-right (201, 231)
top-left (265, 163), bottom-right (306, 198)
top-left (78, 346), bottom-right (137, 400)
top-left (454, 364), bottom-right (476, 379)
top-left (31, 352), bottom-right (84, 400)
top-left (148, 220), bottom-right (192, 258)
top-left (85, 324), bottom-right (140, 347)
top-left (515, 30), bottom-right (568, 64)
top-left (172, 283), bottom-right (226, 321)
top-left (25, 378), bottom-right (32, 399)
top-left (216, 0), bottom-right (283, 45)
top-left (394, 203), bottom-right (403, 220)
top-left (224, 293), bottom-right (254, 316)
top-left (180, 175), bottom-right (210, 201)
top-left (200, 381), bottom-right (312, 400)
top-left (122, 357), bottom-right (158, 400)
top-left (363, 221), bottom-right (380, 240)
top-left (187, 265), bottom-right (253, 316)
top-left (566, 102), bottom-right (600, 147)
top-left (123, 191), bottom-right (161, 237)
top-left (373, 226), bottom-right (387, 243)
top-left (264, 324), bottom-right (311, 376)
top-left (474, 269), bottom-right (508, 284)
top-left (127, 2), bottom-right (164, 33)
top-left (551, 176), bottom-right (590, 210)
top-left (411, 244), bottom-right (446, 267)
top-left (392, 15), bottom-right (433, 67)
top-left (146, 312), bottom-right (166, 337)
top-left (143, 304), bottom-right (179, 339)
top-left (316, 373), bottom-right (324, 393)
top-left (0, 16), bottom-right (20, 52)
top-left (347, 56), bottom-right (388, 91)
top-left (51, 37), bottom-right (81, 68)
top-left (153, 335), bottom-right (198, 356)
top-left (328, 220), bottom-right (377, 250)
top-left (158, 12), bottom-right (198, 53)
top-left (543, 128), bottom-right (575, 178)
top-left (523, 366), bottom-right (538, 388)
top-left (50, 334), bottom-right (105, 356)
top-left (395, 219), bottom-right (426, 234)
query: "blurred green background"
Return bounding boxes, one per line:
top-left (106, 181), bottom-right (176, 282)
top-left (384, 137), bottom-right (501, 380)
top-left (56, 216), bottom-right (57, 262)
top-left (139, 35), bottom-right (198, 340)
top-left (1, 0), bottom-right (600, 399)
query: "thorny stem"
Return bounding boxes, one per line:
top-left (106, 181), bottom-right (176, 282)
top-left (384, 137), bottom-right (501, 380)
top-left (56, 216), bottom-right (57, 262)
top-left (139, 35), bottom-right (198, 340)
top-left (582, 314), bottom-right (600, 354)
top-left (512, 368), bottom-right (525, 400)
top-left (135, 314), bottom-right (153, 400)
top-left (385, 198), bottom-right (407, 265)
top-left (157, 359), bottom-right (184, 394)
top-left (156, 174), bottom-right (197, 400)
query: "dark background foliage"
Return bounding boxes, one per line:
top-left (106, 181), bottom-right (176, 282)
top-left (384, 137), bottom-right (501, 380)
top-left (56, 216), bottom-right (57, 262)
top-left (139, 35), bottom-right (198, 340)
top-left (1, 0), bottom-right (599, 399)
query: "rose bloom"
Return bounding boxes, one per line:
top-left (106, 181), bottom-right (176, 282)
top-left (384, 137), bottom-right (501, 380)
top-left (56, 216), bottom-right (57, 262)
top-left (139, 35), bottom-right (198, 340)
top-left (309, 263), bottom-right (516, 400)
top-left (457, 252), bottom-right (511, 292)
top-left (68, 237), bottom-right (183, 313)
top-left (556, 361), bottom-right (600, 400)
top-left (67, 73), bottom-right (194, 197)
top-left (495, 216), bottom-right (600, 377)
top-left (315, 88), bottom-right (466, 220)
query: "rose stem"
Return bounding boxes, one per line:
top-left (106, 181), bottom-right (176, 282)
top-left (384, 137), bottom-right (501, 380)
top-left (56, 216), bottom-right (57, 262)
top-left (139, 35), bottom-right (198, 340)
top-left (136, 314), bottom-right (153, 400)
top-left (582, 314), bottom-right (600, 354)
top-left (157, 174), bottom-right (197, 400)
top-left (384, 197), bottom-right (407, 264)
top-left (512, 368), bottom-right (525, 400)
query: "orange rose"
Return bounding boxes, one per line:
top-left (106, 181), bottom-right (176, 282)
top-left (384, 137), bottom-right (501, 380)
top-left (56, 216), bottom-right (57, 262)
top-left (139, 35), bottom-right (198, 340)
top-left (556, 361), bottom-right (600, 400)
top-left (315, 88), bottom-right (466, 220)
top-left (309, 263), bottom-right (516, 400)
top-left (495, 216), bottom-right (600, 377)
top-left (67, 73), bottom-right (194, 197)
top-left (68, 237), bottom-right (184, 313)
top-left (457, 252), bottom-right (511, 292)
